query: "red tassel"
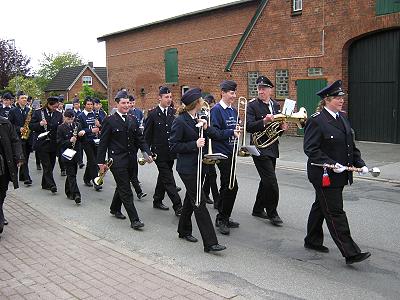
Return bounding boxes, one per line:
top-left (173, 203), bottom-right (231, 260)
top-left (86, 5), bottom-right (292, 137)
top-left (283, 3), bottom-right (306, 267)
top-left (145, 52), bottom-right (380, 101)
top-left (322, 167), bottom-right (330, 187)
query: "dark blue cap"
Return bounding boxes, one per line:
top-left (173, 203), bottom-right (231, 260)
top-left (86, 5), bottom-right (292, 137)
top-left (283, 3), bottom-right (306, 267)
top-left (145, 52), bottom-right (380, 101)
top-left (159, 86), bottom-right (171, 95)
top-left (204, 94), bottom-right (215, 104)
top-left (64, 109), bottom-right (75, 118)
top-left (16, 91), bottom-right (27, 98)
top-left (220, 80), bottom-right (237, 91)
top-left (181, 88), bottom-right (202, 105)
top-left (128, 95), bottom-right (135, 101)
top-left (72, 98), bottom-right (80, 104)
top-left (2, 92), bottom-right (13, 100)
top-left (114, 90), bottom-right (128, 101)
top-left (316, 80), bottom-right (346, 99)
top-left (256, 76), bottom-right (274, 88)
top-left (47, 96), bottom-right (59, 104)
top-left (93, 98), bottom-right (101, 104)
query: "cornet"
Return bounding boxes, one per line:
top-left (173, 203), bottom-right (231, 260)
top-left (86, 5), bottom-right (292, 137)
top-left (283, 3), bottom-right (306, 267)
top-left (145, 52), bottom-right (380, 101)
top-left (94, 158), bottom-right (113, 186)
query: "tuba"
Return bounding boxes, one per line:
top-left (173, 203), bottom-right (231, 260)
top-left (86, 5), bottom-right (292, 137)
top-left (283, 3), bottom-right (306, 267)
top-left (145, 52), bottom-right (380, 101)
top-left (94, 158), bottom-right (113, 186)
top-left (252, 107), bottom-right (307, 148)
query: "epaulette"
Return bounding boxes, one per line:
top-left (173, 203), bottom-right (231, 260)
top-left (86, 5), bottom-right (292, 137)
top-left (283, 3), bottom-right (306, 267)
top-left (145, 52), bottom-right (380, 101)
top-left (311, 112), bottom-right (320, 118)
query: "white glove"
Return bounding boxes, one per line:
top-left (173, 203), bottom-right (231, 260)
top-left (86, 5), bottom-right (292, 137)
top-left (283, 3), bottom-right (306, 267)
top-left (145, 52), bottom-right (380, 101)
top-left (358, 166), bottom-right (369, 175)
top-left (333, 163), bottom-right (346, 173)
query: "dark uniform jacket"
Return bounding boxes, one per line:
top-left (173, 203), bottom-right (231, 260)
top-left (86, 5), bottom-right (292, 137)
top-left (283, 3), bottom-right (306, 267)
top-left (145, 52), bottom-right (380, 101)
top-left (0, 106), bottom-right (12, 119)
top-left (97, 113), bottom-right (151, 169)
top-left (303, 109), bottom-right (365, 187)
top-left (8, 105), bottom-right (33, 146)
top-left (0, 117), bottom-right (24, 188)
top-left (56, 122), bottom-right (82, 163)
top-left (29, 108), bottom-right (63, 152)
top-left (169, 112), bottom-right (218, 175)
top-left (144, 106), bottom-right (176, 161)
top-left (246, 98), bottom-right (281, 158)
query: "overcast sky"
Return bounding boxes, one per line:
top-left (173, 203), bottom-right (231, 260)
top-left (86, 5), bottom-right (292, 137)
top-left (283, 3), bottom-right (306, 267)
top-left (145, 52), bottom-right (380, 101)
top-left (2, 0), bottom-right (233, 72)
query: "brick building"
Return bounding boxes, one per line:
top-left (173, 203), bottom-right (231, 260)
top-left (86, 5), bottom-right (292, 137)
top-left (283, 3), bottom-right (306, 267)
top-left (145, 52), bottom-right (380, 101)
top-left (98, 0), bottom-right (400, 143)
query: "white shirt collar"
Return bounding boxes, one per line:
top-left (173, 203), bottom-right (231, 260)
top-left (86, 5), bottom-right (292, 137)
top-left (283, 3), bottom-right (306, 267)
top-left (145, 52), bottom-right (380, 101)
top-left (82, 109), bottom-right (93, 116)
top-left (219, 100), bottom-right (232, 109)
top-left (324, 107), bottom-right (339, 119)
top-left (116, 111), bottom-right (127, 120)
top-left (158, 105), bottom-right (167, 113)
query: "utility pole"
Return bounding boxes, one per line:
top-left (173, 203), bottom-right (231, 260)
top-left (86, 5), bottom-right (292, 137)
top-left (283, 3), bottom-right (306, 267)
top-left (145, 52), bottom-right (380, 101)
top-left (9, 39), bottom-right (19, 93)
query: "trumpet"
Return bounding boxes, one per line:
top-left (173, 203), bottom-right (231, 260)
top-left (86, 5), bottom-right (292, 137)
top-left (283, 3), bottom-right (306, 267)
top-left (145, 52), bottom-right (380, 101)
top-left (94, 158), bottom-right (113, 186)
top-left (311, 163), bottom-right (381, 177)
top-left (138, 153), bottom-right (157, 165)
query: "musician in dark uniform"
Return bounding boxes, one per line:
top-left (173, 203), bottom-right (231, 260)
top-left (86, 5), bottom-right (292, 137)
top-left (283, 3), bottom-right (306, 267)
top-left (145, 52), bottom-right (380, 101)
top-left (56, 97), bottom-right (67, 177)
top-left (8, 91), bottom-right (33, 186)
top-left (72, 98), bottom-right (85, 169)
top-left (303, 80), bottom-right (371, 265)
top-left (29, 96), bottom-right (63, 193)
top-left (169, 88), bottom-right (226, 253)
top-left (57, 110), bottom-right (85, 204)
top-left (144, 86), bottom-right (183, 216)
top-left (0, 92), bottom-right (13, 118)
top-left (246, 75), bottom-right (287, 226)
top-left (97, 90), bottom-right (153, 229)
top-left (210, 80), bottom-right (241, 235)
top-left (0, 115), bottom-right (24, 235)
top-left (77, 97), bottom-right (102, 191)
top-left (93, 98), bottom-right (107, 123)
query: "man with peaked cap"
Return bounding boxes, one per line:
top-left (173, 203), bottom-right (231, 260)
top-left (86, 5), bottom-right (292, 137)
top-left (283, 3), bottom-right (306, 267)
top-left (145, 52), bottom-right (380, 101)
top-left (303, 80), bottom-right (371, 265)
top-left (8, 91), bottom-right (33, 186)
top-left (0, 92), bottom-right (14, 118)
top-left (72, 97), bottom-right (85, 169)
top-left (210, 80), bottom-right (241, 235)
top-left (144, 86), bottom-right (183, 216)
top-left (97, 90), bottom-right (153, 229)
top-left (128, 95), bottom-right (144, 127)
top-left (29, 96), bottom-right (63, 193)
top-left (246, 75), bottom-right (287, 226)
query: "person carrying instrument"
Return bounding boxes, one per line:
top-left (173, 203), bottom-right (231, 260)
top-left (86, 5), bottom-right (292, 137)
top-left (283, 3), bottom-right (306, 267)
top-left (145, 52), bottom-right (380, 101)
top-left (72, 97), bottom-right (85, 169)
top-left (144, 86), bottom-right (183, 216)
top-left (246, 75), bottom-right (287, 226)
top-left (8, 91), bottom-right (33, 186)
top-left (57, 109), bottom-right (85, 204)
top-left (210, 80), bottom-right (241, 235)
top-left (56, 97), bottom-right (67, 177)
top-left (169, 88), bottom-right (226, 253)
top-left (29, 96), bottom-right (63, 193)
top-left (303, 80), bottom-right (371, 265)
top-left (97, 90), bottom-right (153, 229)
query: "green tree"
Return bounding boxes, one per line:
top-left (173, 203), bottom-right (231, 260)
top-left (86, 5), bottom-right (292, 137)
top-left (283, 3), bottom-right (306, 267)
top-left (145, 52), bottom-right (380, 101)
top-left (36, 51), bottom-right (84, 90)
top-left (78, 84), bottom-right (106, 101)
top-left (6, 76), bottom-right (43, 99)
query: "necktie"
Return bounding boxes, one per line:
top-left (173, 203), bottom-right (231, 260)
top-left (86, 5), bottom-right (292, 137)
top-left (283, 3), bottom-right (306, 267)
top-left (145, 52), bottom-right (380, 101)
top-left (164, 108), bottom-right (168, 116)
top-left (269, 101), bottom-right (274, 114)
top-left (122, 114), bottom-right (127, 121)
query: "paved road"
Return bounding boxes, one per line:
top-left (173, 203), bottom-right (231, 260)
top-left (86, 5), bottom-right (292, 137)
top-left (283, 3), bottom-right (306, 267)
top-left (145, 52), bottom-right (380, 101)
top-left (10, 153), bottom-right (400, 299)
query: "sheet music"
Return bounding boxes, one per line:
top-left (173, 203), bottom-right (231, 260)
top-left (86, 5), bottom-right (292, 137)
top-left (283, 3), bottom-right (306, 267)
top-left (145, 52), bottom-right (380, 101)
top-left (282, 98), bottom-right (296, 116)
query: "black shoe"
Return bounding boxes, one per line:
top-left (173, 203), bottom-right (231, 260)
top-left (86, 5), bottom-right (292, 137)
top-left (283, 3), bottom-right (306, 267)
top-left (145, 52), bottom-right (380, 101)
top-left (179, 234), bottom-right (198, 243)
top-left (269, 214), bottom-right (283, 226)
top-left (67, 194), bottom-right (74, 200)
top-left (79, 163), bottom-right (85, 169)
top-left (94, 182), bottom-right (102, 191)
top-left (218, 221), bottom-right (230, 235)
top-left (205, 196), bottom-right (213, 204)
top-left (131, 220), bottom-right (144, 229)
top-left (24, 179), bottom-right (32, 186)
top-left (204, 244), bottom-right (226, 253)
top-left (4, 219), bottom-right (8, 225)
top-left (153, 203), bottom-right (169, 210)
top-left (137, 192), bottom-right (147, 200)
top-left (74, 196), bottom-right (81, 204)
top-left (304, 243), bottom-right (329, 253)
top-left (176, 186), bottom-right (182, 192)
top-left (50, 186), bottom-right (57, 194)
top-left (345, 252), bottom-right (371, 265)
top-left (110, 211), bottom-right (126, 219)
top-left (175, 207), bottom-right (183, 217)
top-left (36, 164), bottom-right (42, 170)
top-left (84, 181), bottom-right (93, 187)
top-left (227, 219), bottom-right (240, 228)
top-left (61, 170), bottom-right (67, 176)
top-left (252, 211), bottom-right (269, 219)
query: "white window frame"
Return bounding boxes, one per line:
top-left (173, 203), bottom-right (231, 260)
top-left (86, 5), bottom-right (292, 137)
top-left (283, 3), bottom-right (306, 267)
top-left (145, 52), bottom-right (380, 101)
top-left (82, 76), bottom-right (93, 86)
top-left (293, 0), bottom-right (302, 12)
top-left (181, 85), bottom-right (190, 96)
top-left (247, 71), bottom-right (259, 98)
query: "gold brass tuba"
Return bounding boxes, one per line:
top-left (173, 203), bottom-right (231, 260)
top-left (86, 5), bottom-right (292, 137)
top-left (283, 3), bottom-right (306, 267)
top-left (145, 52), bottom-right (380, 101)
top-left (252, 107), bottom-right (307, 148)
top-left (94, 158), bottom-right (113, 186)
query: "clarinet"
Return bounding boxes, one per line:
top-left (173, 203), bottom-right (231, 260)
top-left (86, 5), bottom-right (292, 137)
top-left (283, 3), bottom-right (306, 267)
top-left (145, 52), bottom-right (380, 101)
top-left (41, 110), bottom-right (48, 132)
top-left (71, 123), bottom-right (78, 149)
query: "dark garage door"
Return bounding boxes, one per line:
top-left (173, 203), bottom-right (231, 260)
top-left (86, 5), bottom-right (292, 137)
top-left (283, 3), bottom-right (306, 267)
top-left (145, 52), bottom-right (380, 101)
top-left (348, 29), bottom-right (400, 143)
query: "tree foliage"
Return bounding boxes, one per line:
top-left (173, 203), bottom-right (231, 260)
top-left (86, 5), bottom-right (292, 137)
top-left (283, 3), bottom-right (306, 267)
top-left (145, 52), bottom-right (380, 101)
top-left (36, 51), bottom-right (84, 90)
top-left (79, 84), bottom-right (106, 101)
top-left (0, 39), bottom-right (31, 89)
top-left (6, 76), bottom-right (43, 99)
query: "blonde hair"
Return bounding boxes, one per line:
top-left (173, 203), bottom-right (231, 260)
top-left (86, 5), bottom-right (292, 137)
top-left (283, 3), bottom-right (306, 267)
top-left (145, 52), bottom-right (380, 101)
top-left (177, 99), bottom-right (200, 115)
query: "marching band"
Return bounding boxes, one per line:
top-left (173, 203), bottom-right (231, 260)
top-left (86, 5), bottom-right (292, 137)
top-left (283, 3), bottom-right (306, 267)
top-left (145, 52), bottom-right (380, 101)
top-left (0, 78), bottom-right (376, 264)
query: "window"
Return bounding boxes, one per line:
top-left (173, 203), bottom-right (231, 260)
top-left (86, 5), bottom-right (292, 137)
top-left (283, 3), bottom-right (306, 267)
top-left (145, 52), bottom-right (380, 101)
top-left (275, 69), bottom-right (289, 98)
top-left (376, 0), bottom-right (400, 15)
top-left (165, 48), bottom-right (178, 83)
top-left (308, 67), bottom-right (323, 76)
top-left (247, 71), bottom-right (259, 98)
top-left (293, 0), bottom-right (302, 12)
top-left (181, 85), bottom-right (190, 96)
top-left (82, 76), bottom-right (92, 86)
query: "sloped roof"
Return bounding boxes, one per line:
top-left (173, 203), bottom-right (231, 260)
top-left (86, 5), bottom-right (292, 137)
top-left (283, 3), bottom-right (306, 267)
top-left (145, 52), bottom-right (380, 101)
top-left (45, 65), bottom-right (108, 91)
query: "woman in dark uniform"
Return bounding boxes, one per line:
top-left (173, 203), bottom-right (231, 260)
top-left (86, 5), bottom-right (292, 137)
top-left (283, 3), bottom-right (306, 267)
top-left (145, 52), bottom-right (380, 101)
top-left (169, 88), bottom-right (226, 253)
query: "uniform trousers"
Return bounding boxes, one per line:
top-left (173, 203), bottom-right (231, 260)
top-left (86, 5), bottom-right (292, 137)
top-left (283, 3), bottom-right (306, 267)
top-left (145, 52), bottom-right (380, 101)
top-left (0, 173), bottom-right (10, 228)
top-left (82, 142), bottom-right (98, 183)
top-left (65, 161), bottom-right (80, 198)
top-left (130, 159), bottom-right (143, 195)
top-left (18, 141), bottom-right (31, 181)
top-left (153, 160), bottom-right (182, 210)
top-left (178, 172), bottom-right (218, 248)
top-left (35, 151), bottom-right (41, 167)
top-left (110, 165), bottom-right (140, 223)
top-left (203, 164), bottom-right (219, 202)
top-left (38, 150), bottom-right (57, 189)
top-left (252, 155), bottom-right (279, 216)
top-left (216, 156), bottom-right (238, 221)
top-left (305, 185), bottom-right (361, 258)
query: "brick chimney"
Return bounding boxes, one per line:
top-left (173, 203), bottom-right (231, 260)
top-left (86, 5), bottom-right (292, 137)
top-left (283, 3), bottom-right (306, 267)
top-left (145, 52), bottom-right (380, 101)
top-left (88, 61), bottom-right (93, 68)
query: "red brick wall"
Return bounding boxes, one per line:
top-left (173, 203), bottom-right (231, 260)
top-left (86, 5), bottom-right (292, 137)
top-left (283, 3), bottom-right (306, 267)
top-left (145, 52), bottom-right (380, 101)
top-left (68, 68), bottom-right (107, 101)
